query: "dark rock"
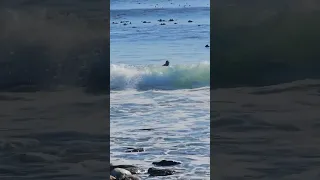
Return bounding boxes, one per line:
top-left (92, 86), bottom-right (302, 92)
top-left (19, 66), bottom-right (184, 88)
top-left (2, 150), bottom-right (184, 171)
top-left (169, 19), bottom-right (174, 22)
top-left (205, 44), bottom-right (210, 48)
top-left (152, 160), bottom-right (181, 166)
top-left (148, 167), bottom-right (175, 176)
top-left (138, 128), bottom-right (154, 131)
top-left (188, 20), bottom-right (193, 23)
top-left (174, 23), bottom-right (177, 24)
top-left (125, 147), bottom-right (144, 153)
top-left (160, 23), bottom-right (166, 25)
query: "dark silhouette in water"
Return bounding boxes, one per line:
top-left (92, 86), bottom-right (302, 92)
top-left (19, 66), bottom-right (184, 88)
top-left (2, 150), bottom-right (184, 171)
top-left (163, 60), bottom-right (169, 66)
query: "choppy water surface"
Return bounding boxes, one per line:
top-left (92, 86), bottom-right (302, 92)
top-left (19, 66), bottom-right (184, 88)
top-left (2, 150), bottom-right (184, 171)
top-left (212, 79), bottom-right (320, 179)
top-left (110, 0), bottom-right (210, 179)
top-left (0, 3), bottom-right (109, 180)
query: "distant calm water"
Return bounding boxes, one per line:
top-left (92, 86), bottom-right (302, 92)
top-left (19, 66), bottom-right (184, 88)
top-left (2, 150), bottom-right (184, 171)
top-left (110, 0), bottom-right (210, 179)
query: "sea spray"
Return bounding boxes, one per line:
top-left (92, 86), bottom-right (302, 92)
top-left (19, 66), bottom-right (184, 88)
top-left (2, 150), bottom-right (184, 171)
top-left (110, 61), bottom-right (210, 90)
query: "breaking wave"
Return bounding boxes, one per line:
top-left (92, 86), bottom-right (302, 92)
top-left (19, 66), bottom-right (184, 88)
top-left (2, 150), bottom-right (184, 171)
top-left (110, 61), bottom-right (210, 90)
top-left (0, 8), bottom-right (109, 93)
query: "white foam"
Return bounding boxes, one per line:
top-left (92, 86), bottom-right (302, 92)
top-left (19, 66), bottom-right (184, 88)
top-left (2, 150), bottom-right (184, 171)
top-left (110, 61), bottom-right (210, 90)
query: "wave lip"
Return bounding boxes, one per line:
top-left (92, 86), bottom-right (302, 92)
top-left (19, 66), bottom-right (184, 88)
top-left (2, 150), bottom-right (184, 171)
top-left (110, 61), bottom-right (210, 91)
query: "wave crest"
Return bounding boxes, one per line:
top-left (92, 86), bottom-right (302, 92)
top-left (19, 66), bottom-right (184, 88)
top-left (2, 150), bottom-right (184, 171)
top-left (111, 62), bottom-right (210, 90)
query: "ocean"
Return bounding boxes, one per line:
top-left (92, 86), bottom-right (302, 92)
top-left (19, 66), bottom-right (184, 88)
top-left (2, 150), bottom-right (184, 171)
top-left (1, 1), bottom-right (320, 180)
top-left (0, 3), bottom-right (110, 180)
top-left (211, 2), bottom-right (320, 179)
top-left (110, 0), bottom-right (210, 179)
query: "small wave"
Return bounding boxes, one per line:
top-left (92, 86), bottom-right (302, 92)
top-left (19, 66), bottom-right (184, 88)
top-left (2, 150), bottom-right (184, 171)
top-left (211, 60), bottom-right (320, 88)
top-left (0, 9), bottom-right (109, 93)
top-left (110, 62), bottom-right (210, 90)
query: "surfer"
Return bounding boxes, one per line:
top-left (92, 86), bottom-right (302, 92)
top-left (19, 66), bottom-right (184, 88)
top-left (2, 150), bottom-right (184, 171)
top-left (163, 60), bottom-right (169, 66)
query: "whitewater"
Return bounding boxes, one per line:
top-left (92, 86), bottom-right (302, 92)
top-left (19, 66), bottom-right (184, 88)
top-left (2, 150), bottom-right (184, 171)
top-left (110, 0), bottom-right (210, 179)
top-left (110, 61), bottom-right (210, 90)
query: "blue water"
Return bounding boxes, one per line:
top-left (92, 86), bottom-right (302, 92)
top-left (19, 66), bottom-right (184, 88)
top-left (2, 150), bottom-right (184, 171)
top-left (110, 0), bottom-right (210, 179)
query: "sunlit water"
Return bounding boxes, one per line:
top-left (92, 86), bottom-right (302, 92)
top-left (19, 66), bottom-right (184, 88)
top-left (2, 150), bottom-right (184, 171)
top-left (110, 0), bottom-right (210, 179)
